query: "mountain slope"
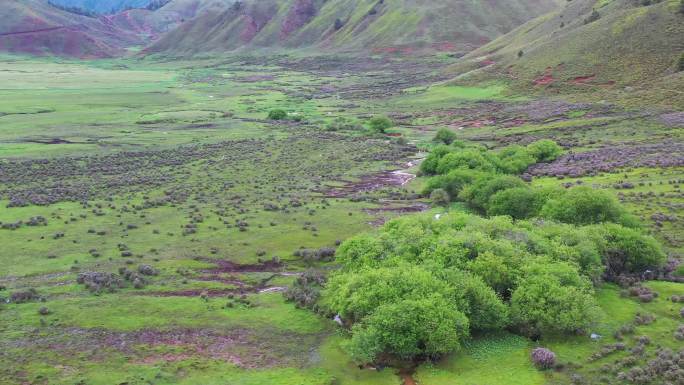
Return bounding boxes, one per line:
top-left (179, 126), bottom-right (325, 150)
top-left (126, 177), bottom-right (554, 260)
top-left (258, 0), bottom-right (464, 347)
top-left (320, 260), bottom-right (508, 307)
top-left (447, 0), bottom-right (684, 102)
top-left (147, 0), bottom-right (563, 55)
top-left (103, 0), bottom-right (235, 37)
top-left (0, 0), bottom-right (234, 57)
top-left (0, 0), bottom-right (143, 57)
top-left (48, 0), bottom-right (154, 14)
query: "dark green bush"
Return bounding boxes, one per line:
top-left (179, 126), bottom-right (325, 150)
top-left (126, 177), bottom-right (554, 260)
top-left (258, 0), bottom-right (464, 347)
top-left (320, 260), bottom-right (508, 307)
top-left (267, 109), bottom-right (288, 120)
top-left (594, 223), bottom-right (666, 277)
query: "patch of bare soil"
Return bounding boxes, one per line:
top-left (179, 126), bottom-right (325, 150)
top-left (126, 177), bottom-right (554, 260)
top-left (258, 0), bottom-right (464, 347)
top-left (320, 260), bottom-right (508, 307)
top-left (4, 327), bottom-right (320, 369)
top-left (323, 169), bottom-right (416, 198)
top-left (200, 258), bottom-right (283, 274)
top-left (365, 202), bottom-right (430, 227)
top-left (144, 259), bottom-right (286, 297)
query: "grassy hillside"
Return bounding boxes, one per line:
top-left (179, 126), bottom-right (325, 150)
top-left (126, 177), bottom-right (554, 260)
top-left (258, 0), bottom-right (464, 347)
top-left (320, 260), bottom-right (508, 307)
top-left (147, 0), bottom-right (563, 55)
top-left (0, 0), bottom-right (142, 57)
top-left (446, 0), bottom-right (684, 107)
top-left (103, 0), bottom-right (235, 37)
top-left (0, 0), bottom-right (234, 57)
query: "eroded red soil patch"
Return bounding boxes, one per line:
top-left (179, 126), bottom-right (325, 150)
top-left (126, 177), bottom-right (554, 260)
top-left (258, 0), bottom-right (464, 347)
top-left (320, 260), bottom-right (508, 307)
top-left (533, 66), bottom-right (559, 86)
top-left (572, 74), bottom-right (596, 84)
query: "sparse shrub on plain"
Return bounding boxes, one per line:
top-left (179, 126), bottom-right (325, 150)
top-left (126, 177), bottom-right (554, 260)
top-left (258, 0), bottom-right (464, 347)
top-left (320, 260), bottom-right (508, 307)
top-left (284, 269), bottom-right (327, 309)
top-left (77, 272), bottom-right (125, 294)
top-left (138, 264), bottom-right (159, 276)
top-left (10, 288), bottom-right (40, 303)
top-left (326, 117), bottom-right (362, 131)
top-left (267, 109), bottom-right (288, 120)
top-left (433, 128), bottom-right (458, 145)
top-left (531, 347), bottom-right (556, 369)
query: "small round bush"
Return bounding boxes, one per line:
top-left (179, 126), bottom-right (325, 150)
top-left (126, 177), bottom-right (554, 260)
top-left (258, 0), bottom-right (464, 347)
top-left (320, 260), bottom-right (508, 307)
top-left (368, 116), bottom-right (393, 133)
top-left (433, 128), bottom-right (458, 145)
top-left (430, 188), bottom-right (450, 206)
top-left (531, 347), bottom-right (556, 369)
top-left (267, 109), bottom-right (288, 120)
top-left (526, 139), bottom-right (563, 162)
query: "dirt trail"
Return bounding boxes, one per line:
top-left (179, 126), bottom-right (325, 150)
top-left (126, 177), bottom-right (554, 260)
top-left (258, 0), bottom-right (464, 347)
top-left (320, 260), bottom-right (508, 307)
top-left (399, 367), bottom-right (418, 385)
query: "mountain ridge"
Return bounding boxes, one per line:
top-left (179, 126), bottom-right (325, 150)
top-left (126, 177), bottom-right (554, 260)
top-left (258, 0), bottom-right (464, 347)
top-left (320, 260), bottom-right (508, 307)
top-left (146, 0), bottom-right (564, 56)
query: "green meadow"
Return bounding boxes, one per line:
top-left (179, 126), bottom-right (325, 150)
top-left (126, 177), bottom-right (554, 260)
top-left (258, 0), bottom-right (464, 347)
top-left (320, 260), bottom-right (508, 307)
top-left (0, 54), bottom-right (682, 385)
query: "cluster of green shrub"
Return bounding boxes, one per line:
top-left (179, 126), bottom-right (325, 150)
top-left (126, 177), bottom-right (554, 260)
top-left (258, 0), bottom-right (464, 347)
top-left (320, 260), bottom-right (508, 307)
top-left (301, 134), bottom-right (667, 365)
top-left (318, 211), bottom-right (665, 364)
top-left (327, 115), bottom-right (395, 135)
top-left (422, 135), bottom-right (639, 227)
top-left (267, 109), bottom-right (304, 122)
top-left (269, 110), bottom-right (395, 136)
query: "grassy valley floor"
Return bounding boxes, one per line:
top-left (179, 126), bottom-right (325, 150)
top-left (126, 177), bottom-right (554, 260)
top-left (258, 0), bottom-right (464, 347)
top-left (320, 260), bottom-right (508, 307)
top-left (0, 53), bottom-right (682, 385)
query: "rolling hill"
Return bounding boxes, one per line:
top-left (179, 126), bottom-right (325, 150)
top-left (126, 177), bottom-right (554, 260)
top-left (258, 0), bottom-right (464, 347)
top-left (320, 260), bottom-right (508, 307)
top-left (447, 0), bottom-right (684, 104)
top-left (0, 0), bottom-right (142, 57)
top-left (103, 0), bottom-right (235, 37)
top-left (147, 0), bottom-right (564, 56)
top-left (0, 0), bottom-right (234, 57)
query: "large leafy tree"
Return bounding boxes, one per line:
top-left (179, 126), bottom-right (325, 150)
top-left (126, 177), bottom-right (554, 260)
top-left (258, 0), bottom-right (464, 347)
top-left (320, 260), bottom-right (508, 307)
top-left (347, 296), bottom-right (469, 363)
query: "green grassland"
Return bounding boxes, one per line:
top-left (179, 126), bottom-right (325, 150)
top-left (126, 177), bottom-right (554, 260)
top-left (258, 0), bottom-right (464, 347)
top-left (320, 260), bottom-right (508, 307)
top-left (417, 281), bottom-right (684, 385)
top-left (0, 52), bottom-right (682, 385)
